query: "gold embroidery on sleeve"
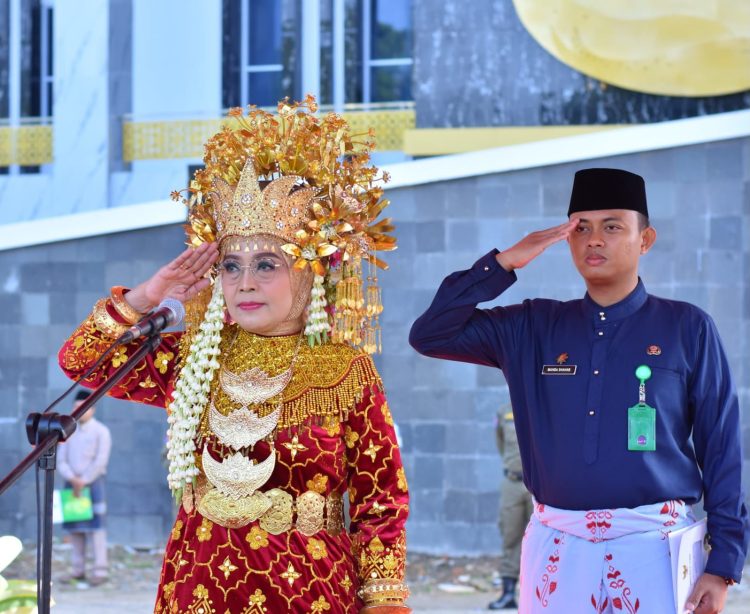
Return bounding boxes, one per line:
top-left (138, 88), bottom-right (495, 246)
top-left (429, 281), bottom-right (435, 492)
top-left (357, 532), bottom-right (409, 605)
top-left (155, 350), bottom-right (174, 374)
top-left (397, 467), bottom-right (408, 492)
top-left (111, 347), bottom-right (128, 368)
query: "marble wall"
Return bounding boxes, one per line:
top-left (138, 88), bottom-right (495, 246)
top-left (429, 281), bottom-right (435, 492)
top-left (48, 0), bottom-right (110, 217)
top-left (0, 138), bottom-right (747, 554)
top-left (413, 0), bottom-right (750, 128)
top-left (0, 0), bottom-right (222, 224)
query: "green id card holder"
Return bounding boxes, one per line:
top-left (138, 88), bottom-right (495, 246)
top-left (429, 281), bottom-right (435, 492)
top-left (627, 403), bottom-right (656, 451)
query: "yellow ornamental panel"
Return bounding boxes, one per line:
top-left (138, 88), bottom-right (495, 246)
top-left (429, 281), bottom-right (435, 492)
top-left (123, 119), bottom-right (225, 161)
top-left (342, 109), bottom-right (415, 152)
top-left (513, 0), bottom-right (750, 96)
top-left (123, 108), bottom-right (415, 161)
top-left (0, 127), bottom-right (12, 166)
top-left (0, 123), bottom-right (53, 166)
top-left (16, 125), bottom-right (53, 165)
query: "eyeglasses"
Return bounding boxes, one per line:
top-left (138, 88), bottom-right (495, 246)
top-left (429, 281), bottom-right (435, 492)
top-left (216, 257), bottom-right (285, 284)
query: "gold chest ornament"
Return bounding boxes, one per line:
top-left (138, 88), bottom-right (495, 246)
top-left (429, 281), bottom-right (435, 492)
top-left (195, 334), bottom-right (301, 527)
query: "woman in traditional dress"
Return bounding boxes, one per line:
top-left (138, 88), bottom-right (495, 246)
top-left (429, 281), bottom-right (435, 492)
top-left (58, 97), bottom-right (410, 613)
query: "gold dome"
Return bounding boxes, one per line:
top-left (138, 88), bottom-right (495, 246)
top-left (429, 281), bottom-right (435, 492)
top-left (513, 0), bottom-right (750, 96)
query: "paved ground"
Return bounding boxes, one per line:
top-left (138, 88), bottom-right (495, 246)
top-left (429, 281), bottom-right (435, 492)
top-left (6, 544), bottom-right (749, 612)
top-left (46, 584), bottom-right (750, 613)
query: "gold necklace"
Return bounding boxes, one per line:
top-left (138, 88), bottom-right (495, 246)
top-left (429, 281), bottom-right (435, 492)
top-left (201, 329), bottom-right (304, 508)
top-left (219, 328), bottom-right (303, 404)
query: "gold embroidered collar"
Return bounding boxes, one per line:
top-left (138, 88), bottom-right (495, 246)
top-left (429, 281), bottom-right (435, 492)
top-left (207, 326), bottom-right (380, 430)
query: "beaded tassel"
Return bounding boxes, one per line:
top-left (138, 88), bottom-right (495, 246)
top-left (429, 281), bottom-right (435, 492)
top-left (361, 258), bottom-right (383, 354)
top-left (333, 257), bottom-right (365, 346)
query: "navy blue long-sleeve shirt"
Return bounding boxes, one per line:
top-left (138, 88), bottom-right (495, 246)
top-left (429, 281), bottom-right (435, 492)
top-left (409, 249), bottom-right (749, 582)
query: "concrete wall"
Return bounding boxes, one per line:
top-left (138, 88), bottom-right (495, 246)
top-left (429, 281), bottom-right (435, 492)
top-left (385, 137), bottom-right (750, 554)
top-left (0, 138), bottom-right (748, 553)
top-left (0, 226), bottom-right (186, 544)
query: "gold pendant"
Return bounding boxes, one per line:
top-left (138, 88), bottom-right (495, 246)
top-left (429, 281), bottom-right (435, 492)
top-left (201, 443), bottom-right (276, 499)
top-left (208, 401), bottom-right (280, 449)
top-left (219, 365), bottom-right (293, 406)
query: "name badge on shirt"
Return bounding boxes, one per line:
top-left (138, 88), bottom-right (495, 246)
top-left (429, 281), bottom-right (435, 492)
top-left (541, 365), bottom-right (577, 375)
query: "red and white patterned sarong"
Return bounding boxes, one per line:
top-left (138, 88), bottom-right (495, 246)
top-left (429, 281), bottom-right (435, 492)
top-left (520, 499), bottom-right (694, 613)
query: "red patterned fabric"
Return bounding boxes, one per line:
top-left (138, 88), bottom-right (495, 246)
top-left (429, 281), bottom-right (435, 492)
top-left (59, 301), bottom-right (409, 613)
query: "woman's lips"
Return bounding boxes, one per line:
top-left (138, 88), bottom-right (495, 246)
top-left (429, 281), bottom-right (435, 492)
top-left (237, 302), bottom-right (264, 311)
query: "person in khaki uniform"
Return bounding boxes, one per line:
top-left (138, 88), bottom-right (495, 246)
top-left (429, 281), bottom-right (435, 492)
top-left (488, 406), bottom-right (533, 610)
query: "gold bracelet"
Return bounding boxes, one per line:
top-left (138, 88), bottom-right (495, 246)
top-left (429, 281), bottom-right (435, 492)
top-left (359, 578), bottom-right (410, 606)
top-left (110, 286), bottom-right (143, 325)
top-left (91, 298), bottom-right (129, 338)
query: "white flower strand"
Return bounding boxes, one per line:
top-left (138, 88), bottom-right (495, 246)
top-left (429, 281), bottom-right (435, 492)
top-left (305, 275), bottom-right (331, 346)
top-left (166, 281), bottom-right (224, 497)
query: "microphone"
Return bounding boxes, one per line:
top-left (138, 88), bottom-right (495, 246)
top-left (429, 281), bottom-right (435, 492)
top-left (117, 298), bottom-right (185, 344)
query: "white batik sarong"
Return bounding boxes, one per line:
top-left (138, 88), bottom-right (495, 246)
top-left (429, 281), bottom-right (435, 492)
top-left (520, 499), bottom-right (695, 614)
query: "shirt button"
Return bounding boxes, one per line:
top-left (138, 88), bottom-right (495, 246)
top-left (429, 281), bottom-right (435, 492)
top-left (589, 410), bottom-right (595, 416)
top-left (483, 266), bottom-right (490, 271)
top-left (597, 331), bottom-right (604, 336)
top-left (593, 369), bottom-right (600, 375)
top-left (600, 315), bottom-right (606, 321)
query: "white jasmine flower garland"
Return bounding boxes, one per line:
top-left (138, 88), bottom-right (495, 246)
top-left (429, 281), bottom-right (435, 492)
top-left (305, 274), bottom-right (331, 346)
top-left (166, 281), bottom-right (224, 499)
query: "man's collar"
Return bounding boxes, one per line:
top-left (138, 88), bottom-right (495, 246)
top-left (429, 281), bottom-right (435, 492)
top-left (582, 278), bottom-right (647, 323)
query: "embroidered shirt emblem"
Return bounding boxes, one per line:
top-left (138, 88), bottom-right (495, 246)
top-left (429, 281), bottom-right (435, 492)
top-left (646, 345), bottom-right (661, 356)
top-left (556, 352), bottom-right (569, 365)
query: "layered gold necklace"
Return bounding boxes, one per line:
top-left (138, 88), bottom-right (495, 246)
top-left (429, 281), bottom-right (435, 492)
top-left (196, 328), bottom-right (303, 525)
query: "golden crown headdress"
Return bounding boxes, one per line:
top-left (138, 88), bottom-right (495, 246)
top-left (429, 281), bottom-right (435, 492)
top-left (172, 95), bottom-right (396, 353)
top-left (211, 160), bottom-right (317, 250)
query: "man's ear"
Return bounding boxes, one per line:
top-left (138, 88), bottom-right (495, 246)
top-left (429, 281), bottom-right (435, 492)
top-left (640, 226), bottom-right (657, 254)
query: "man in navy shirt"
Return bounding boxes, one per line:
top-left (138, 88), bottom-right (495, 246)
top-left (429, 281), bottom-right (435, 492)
top-left (410, 168), bottom-right (748, 614)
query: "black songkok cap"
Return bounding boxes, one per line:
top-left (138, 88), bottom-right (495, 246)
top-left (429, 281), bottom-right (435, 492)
top-left (567, 168), bottom-right (648, 218)
top-left (75, 389), bottom-right (92, 401)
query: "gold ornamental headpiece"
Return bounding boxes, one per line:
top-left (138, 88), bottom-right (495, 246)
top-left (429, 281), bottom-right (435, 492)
top-left (172, 95), bottom-right (396, 353)
top-left (210, 161), bottom-right (316, 251)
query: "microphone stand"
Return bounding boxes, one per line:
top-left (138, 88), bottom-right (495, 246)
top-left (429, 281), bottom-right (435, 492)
top-left (0, 333), bottom-right (162, 614)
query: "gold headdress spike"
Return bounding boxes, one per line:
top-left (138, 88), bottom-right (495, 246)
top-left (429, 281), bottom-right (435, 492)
top-left (212, 159), bottom-right (316, 252)
top-left (172, 95), bottom-right (396, 353)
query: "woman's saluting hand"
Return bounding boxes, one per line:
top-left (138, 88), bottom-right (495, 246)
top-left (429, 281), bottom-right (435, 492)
top-left (125, 242), bottom-right (219, 313)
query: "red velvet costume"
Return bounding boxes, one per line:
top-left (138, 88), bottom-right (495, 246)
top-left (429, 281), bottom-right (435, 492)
top-left (59, 303), bottom-right (409, 613)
